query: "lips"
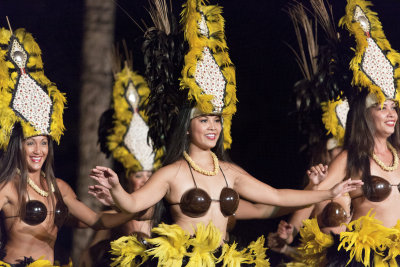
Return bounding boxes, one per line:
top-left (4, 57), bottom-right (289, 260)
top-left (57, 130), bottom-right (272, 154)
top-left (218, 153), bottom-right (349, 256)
top-left (205, 134), bottom-right (216, 140)
top-left (30, 156), bottom-right (42, 163)
top-left (385, 120), bottom-right (396, 127)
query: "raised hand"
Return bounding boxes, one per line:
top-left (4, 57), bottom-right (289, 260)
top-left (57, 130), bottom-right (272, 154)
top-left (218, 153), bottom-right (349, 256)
top-left (90, 166), bottom-right (120, 189)
top-left (330, 178), bottom-right (363, 199)
top-left (307, 164), bottom-right (328, 186)
top-left (88, 184), bottom-right (114, 206)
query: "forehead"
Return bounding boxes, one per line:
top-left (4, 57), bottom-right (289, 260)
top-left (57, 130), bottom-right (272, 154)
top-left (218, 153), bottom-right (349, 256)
top-left (24, 135), bottom-right (48, 142)
top-left (195, 115), bottom-right (221, 119)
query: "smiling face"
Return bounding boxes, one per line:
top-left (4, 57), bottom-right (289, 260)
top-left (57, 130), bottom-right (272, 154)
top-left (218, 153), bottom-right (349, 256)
top-left (127, 170), bottom-right (152, 192)
top-left (23, 135), bottom-right (49, 173)
top-left (189, 115), bottom-right (222, 150)
top-left (369, 100), bottom-right (398, 138)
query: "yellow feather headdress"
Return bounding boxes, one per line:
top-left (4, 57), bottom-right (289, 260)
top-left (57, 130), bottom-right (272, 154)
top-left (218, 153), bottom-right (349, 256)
top-left (180, 0), bottom-right (237, 149)
top-left (106, 65), bottom-right (163, 174)
top-left (0, 28), bottom-right (66, 149)
top-left (339, 0), bottom-right (400, 105)
top-left (321, 98), bottom-right (349, 146)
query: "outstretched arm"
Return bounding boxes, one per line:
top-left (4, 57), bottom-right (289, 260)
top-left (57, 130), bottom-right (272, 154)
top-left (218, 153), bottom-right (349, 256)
top-left (232, 158), bottom-right (361, 207)
top-left (58, 179), bottom-right (140, 230)
top-left (235, 199), bottom-right (305, 220)
top-left (90, 165), bottom-right (170, 214)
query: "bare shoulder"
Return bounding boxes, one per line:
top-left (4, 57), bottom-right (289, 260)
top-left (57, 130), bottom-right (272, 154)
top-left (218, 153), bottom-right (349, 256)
top-left (56, 178), bottom-right (76, 198)
top-left (150, 160), bottom-right (184, 182)
top-left (220, 161), bottom-right (251, 177)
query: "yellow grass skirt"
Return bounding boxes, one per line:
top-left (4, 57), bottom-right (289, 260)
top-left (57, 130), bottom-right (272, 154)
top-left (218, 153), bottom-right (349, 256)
top-left (110, 222), bottom-right (269, 267)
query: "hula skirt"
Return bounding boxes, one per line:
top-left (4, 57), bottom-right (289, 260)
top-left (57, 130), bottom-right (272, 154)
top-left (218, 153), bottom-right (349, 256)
top-left (293, 210), bottom-right (400, 267)
top-left (109, 222), bottom-right (269, 267)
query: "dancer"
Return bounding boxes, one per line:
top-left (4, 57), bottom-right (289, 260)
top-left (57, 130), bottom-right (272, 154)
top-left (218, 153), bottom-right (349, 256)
top-left (89, 0), bottom-right (362, 265)
top-left (81, 58), bottom-right (164, 266)
top-left (0, 28), bottom-right (139, 266)
top-left (280, 1), bottom-right (400, 266)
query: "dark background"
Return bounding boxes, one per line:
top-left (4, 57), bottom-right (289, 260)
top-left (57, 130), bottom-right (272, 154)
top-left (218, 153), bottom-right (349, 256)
top-left (2, 0), bottom-right (400, 264)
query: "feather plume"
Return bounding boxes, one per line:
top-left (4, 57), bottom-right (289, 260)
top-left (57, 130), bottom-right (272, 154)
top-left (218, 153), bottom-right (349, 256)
top-left (180, 0), bottom-right (237, 149)
top-left (143, 0), bottom-right (186, 152)
top-left (0, 28), bottom-right (66, 149)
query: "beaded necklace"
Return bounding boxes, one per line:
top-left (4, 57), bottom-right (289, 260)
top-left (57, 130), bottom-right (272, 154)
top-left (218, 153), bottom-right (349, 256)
top-left (27, 172), bottom-right (55, 197)
top-left (183, 151), bottom-right (219, 176)
top-left (372, 142), bottom-right (399, 172)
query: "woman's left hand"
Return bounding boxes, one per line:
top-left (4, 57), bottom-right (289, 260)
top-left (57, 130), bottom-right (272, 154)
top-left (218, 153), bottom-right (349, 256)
top-left (330, 178), bottom-right (363, 199)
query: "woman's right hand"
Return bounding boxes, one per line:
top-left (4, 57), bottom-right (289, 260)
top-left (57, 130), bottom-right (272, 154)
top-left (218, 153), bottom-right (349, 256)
top-left (90, 166), bottom-right (120, 189)
top-left (329, 178), bottom-right (363, 199)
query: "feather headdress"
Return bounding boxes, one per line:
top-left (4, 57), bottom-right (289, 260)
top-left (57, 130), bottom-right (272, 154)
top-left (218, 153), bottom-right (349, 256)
top-left (180, 0), bottom-right (237, 149)
top-left (339, 0), bottom-right (400, 105)
top-left (287, 0), bottom-right (352, 152)
top-left (0, 28), bottom-right (66, 149)
top-left (101, 58), bottom-right (163, 173)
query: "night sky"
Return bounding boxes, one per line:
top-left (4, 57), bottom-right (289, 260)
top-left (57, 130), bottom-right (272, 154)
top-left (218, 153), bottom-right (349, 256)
top-left (2, 0), bottom-right (400, 264)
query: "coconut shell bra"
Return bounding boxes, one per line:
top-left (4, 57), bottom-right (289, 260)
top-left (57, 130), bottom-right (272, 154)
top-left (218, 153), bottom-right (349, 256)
top-left (6, 198), bottom-right (68, 228)
top-left (171, 162), bottom-right (239, 218)
top-left (318, 175), bottom-right (399, 227)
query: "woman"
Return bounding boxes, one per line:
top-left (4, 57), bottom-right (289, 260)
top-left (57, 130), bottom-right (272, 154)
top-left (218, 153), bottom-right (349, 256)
top-left (82, 170), bottom-right (155, 267)
top-left (0, 28), bottom-right (138, 266)
top-left (81, 62), bottom-right (165, 267)
top-left (90, 111), bottom-right (361, 265)
top-left (280, 1), bottom-right (400, 265)
top-left (90, 0), bottom-right (361, 265)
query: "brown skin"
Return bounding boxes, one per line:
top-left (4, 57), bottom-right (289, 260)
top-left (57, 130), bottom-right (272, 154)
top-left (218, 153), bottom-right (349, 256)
top-left (90, 115), bottom-right (362, 242)
top-left (298, 100), bottom-right (400, 228)
top-left (0, 136), bottom-right (137, 264)
top-left (80, 170), bottom-right (153, 266)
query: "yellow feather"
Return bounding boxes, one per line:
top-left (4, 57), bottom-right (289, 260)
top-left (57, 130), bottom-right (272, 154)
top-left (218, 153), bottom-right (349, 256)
top-left (106, 65), bottom-right (164, 174)
top-left (339, 0), bottom-right (400, 104)
top-left (339, 210), bottom-right (398, 266)
top-left (296, 218), bottom-right (333, 266)
top-left (0, 28), bottom-right (66, 148)
top-left (180, 0), bottom-right (237, 149)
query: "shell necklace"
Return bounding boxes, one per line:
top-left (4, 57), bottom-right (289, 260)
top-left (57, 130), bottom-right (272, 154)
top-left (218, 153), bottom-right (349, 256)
top-left (183, 151), bottom-right (219, 176)
top-left (27, 172), bottom-right (55, 197)
top-left (372, 142), bottom-right (399, 172)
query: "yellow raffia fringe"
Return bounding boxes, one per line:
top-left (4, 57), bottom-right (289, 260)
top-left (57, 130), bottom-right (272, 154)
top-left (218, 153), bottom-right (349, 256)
top-left (180, 0), bottom-right (237, 149)
top-left (146, 223), bottom-right (190, 267)
top-left (185, 223), bottom-right (221, 267)
top-left (110, 222), bottom-right (269, 266)
top-left (0, 28), bottom-right (66, 149)
top-left (0, 261), bottom-right (11, 267)
top-left (216, 242), bottom-right (249, 267)
top-left (321, 99), bottom-right (346, 145)
top-left (339, 0), bottom-right (400, 105)
top-left (110, 235), bottom-right (148, 267)
top-left (339, 210), bottom-right (398, 267)
top-left (107, 65), bottom-right (164, 174)
top-left (296, 218), bottom-right (333, 266)
top-left (382, 220), bottom-right (400, 266)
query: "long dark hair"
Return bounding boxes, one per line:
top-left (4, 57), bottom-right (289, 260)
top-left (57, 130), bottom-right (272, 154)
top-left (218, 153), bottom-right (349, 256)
top-left (162, 106), bottom-right (228, 166)
top-left (344, 91), bottom-right (400, 196)
top-left (0, 123), bottom-right (64, 222)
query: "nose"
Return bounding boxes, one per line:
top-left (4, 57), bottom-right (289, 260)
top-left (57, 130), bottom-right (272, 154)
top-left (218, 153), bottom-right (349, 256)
top-left (208, 121), bottom-right (216, 130)
top-left (33, 144), bottom-right (40, 154)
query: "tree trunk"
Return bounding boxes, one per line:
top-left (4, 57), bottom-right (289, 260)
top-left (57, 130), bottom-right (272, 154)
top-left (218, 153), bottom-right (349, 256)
top-left (72, 0), bottom-right (115, 264)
